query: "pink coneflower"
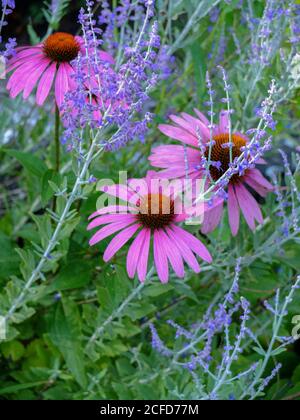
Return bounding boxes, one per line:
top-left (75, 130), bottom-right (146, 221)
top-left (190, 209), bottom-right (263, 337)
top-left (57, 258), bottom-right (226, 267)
top-left (88, 172), bottom-right (212, 284)
top-left (149, 109), bottom-right (273, 236)
top-left (5, 32), bottom-right (114, 108)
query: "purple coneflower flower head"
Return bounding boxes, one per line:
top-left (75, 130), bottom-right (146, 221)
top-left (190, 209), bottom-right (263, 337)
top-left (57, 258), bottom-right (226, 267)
top-left (88, 172), bottom-right (212, 284)
top-left (4, 32), bottom-right (114, 108)
top-left (149, 109), bottom-right (273, 236)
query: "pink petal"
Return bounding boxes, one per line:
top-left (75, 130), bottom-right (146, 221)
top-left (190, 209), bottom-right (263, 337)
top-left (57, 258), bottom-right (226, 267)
top-left (149, 145), bottom-right (199, 168)
top-left (160, 230), bottom-right (185, 278)
top-left (89, 205), bottom-right (135, 220)
top-left (87, 214), bottom-right (136, 230)
top-left (126, 228), bottom-right (147, 279)
top-left (169, 114), bottom-right (198, 136)
top-left (244, 176), bottom-right (269, 197)
top-left (6, 47), bottom-right (43, 68)
top-left (180, 112), bottom-right (210, 139)
top-left (22, 60), bottom-right (52, 99)
top-left (99, 50), bottom-right (115, 65)
top-left (137, 228), bottom-right (151, 282)
top-left (228, 184), bottom-right (240, 236)
top-left (174, 213), bottom-right (187, 223)
top-left (166, 227), bottom-right (200, 273)
top-left (89, 220), bottom-right (137, 246)
top-left (235, 183), bottom-right (264, 230)
top-left (247, 168), bottom-right (273, 190)
top-left (153, 229), bottom-right (169, 283)
top-left (103, 223), bottom-right (141, 262)
top-left (10, 59), bottom-right (50, 99)
top-left (171, 225), bottom-right (212, 263)
top-left (156, 168), bottom-right (193, 179)
top-left (100, 184), bottom-right (140, 205)
top-left (158, 124), bottom-right (198, 146)
top-left (36, 63), bottom-right (57, 105)
top-left (193, 108), bottom-right (210, 125)
top-left (55, 63), bottom-right (69, 108)
top-left (7, 57), bottom-right (45, 91)
top-left (64, 63), bottom-right (76, 91)
top-left (201, 201), bottom-right (224, 234)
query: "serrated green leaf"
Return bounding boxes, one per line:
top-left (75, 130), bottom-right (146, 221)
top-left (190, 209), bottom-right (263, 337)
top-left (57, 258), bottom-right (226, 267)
top-left (4, 149), bottom-right (47, 178)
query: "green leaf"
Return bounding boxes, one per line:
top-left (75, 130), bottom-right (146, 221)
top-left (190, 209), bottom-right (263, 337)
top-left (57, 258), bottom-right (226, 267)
top-left (253, 346), bottom-right (266, 356)
top-left (48, 261), bottom-right (91, 292)
top-left (1, 340), bottom-right (25, 361)
top-left (190, 42), bottom-right (207, 99)
top-left (0, 232), bottom-right (20, 280)
top-left (0, 381), bottom-right (46, 396)
top-left (271, 347), bottom-right (287, 356)
top-left (48, 299), bottom-right (87, 388)
top-left (41, 170), bottom-right (61, 206)
top-left (4, 149), bottom-right (47, 178)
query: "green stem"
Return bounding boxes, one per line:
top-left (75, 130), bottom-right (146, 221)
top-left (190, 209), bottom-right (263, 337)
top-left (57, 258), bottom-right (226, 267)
top-left (54, 105), bottom-right (60, 173)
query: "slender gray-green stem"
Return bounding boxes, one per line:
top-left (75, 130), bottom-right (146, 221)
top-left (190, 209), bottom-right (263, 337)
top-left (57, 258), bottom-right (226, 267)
top-left (246, 276), bottom-right (300, 400)
top-left (86, 266), bottom-right (155, 348)
top-left (0, 2), bottom-right (7, 36)
top-left (169, 0), bottom-right (221, 54)
top-left (54, 105), bottom-right (61, 173)
top-left (4, 132), bottom-right (104, 325)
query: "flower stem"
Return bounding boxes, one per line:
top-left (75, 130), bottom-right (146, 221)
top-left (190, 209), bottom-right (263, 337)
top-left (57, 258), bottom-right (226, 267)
top-left (54, 105), bottom-right (61, 174)
top-left (85, 266), bottom-right (155, 351)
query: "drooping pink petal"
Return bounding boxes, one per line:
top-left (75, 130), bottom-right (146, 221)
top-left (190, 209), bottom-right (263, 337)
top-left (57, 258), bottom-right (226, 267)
top-left (6, 47), bottom-right (43, 69)
top-left (160, 230), bottom-right (185, 278)
top-left (228, 184), bottom-right (240, 236)
top-left (153, 229), bottom-right (169, 283)
top-left (64, 62), bottom-right (77, 91)
top-left (10, 59), bottom-right (50, 99)
top-left (174, 213), bottom-right (187, 223)
top-left (256, 158), bottom-right (267, 164)
top-left (201, 200), bottom-right (224, 235)
top-left (137, 228), bottom-right (151, 282)
top-left (55, 63), bottom-right (70, 108)
top-left (36, 62), bottom-right (57, 105)
top-left (166, 227), bottom-right (200, 273)
top-left (89, 205), bottom-right (135, 220)
top-left (14, 44), bottom-right (43, 52)
top-left (4, 55), bottom-right (43, 77)
top-left (171, 225), bottom-right (212, 263)
top-left (169, 114), bottom-right (198, 136)
top-left (235, 182), bottom-right (264, 230)
top-left (99, 184), bottom-right (140, 205)
top-left (99, 50), bottom-right (115, 65)
top-left (89, 220), bottom-right (137, 246)
top-left (244, 176), bottom-right (269, 197)
top-left (87, 214), bottom-right (136, 230)
top-left (126, 228), bottom-right (147, 279)
top-left (193, 108), bottom-right (210, 125)
top-left (7, 56), bottom-right (46, 91)
top-left (158, 124), bottom-right (198, 146)
top-left (180, 112), bottom-right (210, 140)
top-left (103, 224), bottom-right (141, 262)
top-left (247, 168), bottom-right (273, 190)
top-left (149, 145), bottom-right (200, 169)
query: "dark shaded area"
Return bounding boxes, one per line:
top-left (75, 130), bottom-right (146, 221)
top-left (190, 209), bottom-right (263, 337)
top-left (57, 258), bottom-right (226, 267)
top-left (2, 0), bottom-right (86, 42)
